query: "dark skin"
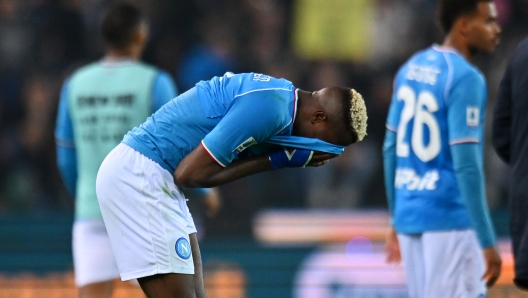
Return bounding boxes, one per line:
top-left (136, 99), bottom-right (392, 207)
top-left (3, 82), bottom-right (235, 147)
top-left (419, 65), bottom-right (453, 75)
top-left (138, 233), bottom-right (205, 298)
top-left (139, 87), bottom-right (355, 298)
top-left (174, 87), bottom-right (354, 188)
top-left (385, 1), bottom-right (502, 289)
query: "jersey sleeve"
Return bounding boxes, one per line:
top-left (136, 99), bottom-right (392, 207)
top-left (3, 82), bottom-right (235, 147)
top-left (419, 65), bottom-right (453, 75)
top-left (182, 187), bottom-right (209, 198)
top-left (386, 76), bottom-right (403, 132)
top-left (451, 143), bottom-right (496, 248)
top-left (201, 91), bottom-right (286, 167)
top-left (55, 78), bottom-right (75, 148)
top-left (151, 71), bottom-right (178, 112)
top-left (383, 130), bottom-right (397, 221)
top-left (447, 70), bottom-right (486, 145)
top-left (55, 78), bottom-right (77, 195)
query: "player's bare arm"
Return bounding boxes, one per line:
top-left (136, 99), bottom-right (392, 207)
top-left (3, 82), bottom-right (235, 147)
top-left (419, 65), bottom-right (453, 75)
top-left (174, 144), bottom-right (336, 188)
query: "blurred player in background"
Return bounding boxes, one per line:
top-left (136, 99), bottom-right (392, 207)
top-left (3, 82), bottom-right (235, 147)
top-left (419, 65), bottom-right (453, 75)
top-left (96, 71), bottom-right (368, 297)
top-left (383, 0), bottom-right (502, 297)
top-left (492, 36), bottom-right (528, 291)
top-left (54, 3), bottom-right (219, 297)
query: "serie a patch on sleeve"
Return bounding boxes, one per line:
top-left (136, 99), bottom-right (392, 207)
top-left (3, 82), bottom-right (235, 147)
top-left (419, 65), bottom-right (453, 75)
top-left (232, 137), bottom-right (257, 157)
top-left (466, 106), bottom-right (480, 127)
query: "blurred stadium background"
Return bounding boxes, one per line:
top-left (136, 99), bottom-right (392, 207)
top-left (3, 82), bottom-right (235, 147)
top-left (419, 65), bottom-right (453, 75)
top-left (0, 0), bottom-right (527, 297)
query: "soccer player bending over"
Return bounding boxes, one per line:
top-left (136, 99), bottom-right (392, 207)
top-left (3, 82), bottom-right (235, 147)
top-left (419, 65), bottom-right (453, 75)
top-left (383, 0), bottom-right (502, 297)
top-left (55, 3), bottom-right (219, 298)
top-left (96, 72), bottom-right (367, 297)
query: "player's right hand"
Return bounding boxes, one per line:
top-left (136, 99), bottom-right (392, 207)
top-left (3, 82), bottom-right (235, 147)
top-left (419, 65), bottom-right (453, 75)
top-left (305, 151), bottom-right (338, 167)
top-left (482, 246), bottom-right (502, 288)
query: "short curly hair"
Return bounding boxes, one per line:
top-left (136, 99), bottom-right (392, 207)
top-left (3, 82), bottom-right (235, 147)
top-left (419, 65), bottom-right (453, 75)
top-left (338, 87), bottom-right (367, 143)
top-left (438, 0), bottom-right (492, 34)
top-left (101, 3), bottom-right (144, 49)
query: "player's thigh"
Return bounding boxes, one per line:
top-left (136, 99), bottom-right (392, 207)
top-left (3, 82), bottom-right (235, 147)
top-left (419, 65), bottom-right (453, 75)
top-left (96, 144), bottom-right (195, 281)
top-left (138, 273), bottom-right (196, 298)
top-left (397, 234), bottom-right (425, 298)
top-left (422, 230), bottom-right (485, 298)
top-left (72, 220), bottom-right (119, 288)
top-left (78, 280), bottom-right (114, 298)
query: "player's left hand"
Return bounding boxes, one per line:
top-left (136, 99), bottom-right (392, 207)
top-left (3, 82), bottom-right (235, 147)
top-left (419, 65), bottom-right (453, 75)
top-left (384, 227), bottom-right (401, 264)
top-left (482, 246), bottom-right (502, 288)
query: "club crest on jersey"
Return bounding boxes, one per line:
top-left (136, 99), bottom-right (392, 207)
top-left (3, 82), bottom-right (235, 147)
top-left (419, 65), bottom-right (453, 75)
top-left (466, 107), bottom-right (479, 127)
top-left (175, 237), bottom-right (191, 259)
top-left (232, 137), bottom-right (257, 157)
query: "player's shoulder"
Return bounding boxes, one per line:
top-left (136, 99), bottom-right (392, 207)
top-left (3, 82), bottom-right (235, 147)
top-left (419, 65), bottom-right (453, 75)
top-left (69, 61), bottom-right (101, 79)
top-left (433, 47), bottom-right (483, 80)
top-left (395, 47), bottom-right (436, 78)
top-left (451, 58), bottom-right (485, 87)
top-left (133, 61), bottom-right (162, 74)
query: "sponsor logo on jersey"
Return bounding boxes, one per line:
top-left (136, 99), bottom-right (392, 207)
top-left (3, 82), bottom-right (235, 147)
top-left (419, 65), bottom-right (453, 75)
top-left (175, 237), bottom-right (191, 260)
top-left (232, 137), bottom-right (257, 157)
top-left (395, 168), bottom-right (439, 190)
top-left (466, 107), bottom-right (480, 127)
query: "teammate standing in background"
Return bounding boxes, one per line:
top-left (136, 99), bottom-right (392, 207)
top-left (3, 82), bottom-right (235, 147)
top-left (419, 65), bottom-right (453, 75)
top-left (383, 0), bottom-right (502, 297)
top-left (55, 3), bottom-right (218, 297)
top-left (492, 36), bottom-right (528, 291)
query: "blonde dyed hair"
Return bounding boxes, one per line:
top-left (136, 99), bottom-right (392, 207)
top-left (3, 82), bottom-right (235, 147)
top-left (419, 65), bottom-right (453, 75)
top-left (349, 89), bottom-right (368, 142)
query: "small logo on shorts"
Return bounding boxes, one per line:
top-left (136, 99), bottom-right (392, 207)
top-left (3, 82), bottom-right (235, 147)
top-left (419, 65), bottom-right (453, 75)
top-left (175, 237), bottom-right (191, 260)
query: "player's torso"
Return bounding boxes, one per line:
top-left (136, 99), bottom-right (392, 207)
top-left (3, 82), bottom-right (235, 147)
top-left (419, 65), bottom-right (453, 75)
top-left (391, 47), bottom-right (473, 232)
top-left (68, 61), bottom-right (157, 219)
top-left (125, 72), bottom-right (294, 173)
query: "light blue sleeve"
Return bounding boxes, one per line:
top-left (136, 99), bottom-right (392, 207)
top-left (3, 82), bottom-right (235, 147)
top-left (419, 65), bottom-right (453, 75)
top-left (57, 146), bottom-right (77, 196)
top-left (55, 79), bottom-right (77, 196)
top-left (448, 70), bottom-right (494, 248)
top-left (451, 143), bottom-right (496, 248)
top-left (447, 70), bottom-right (486, 145)
top-left (151, 71), bottom-right (178, 112)
top-left (201, 91), bottom-right (285, 167)
top-left (382, 130), bottom-right (397, 218)
top-left (182, 188), bottom-right (209, 198)
top-left (386, 74), bottom-right (404, 132)
top-left (383, 75), bottom-right (402, 219)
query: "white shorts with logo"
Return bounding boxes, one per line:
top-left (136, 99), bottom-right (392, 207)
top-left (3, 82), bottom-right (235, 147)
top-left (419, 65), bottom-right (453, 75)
top-left (96, 143), bottom-right (197, 281)
top-left (72, 220), bottom-right (119, 287)
top-left (397, 229), bottom-right (486, 298)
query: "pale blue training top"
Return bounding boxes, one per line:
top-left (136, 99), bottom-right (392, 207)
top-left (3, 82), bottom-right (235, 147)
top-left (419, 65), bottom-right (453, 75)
top-left (122, 72), bottom-right (345, 174)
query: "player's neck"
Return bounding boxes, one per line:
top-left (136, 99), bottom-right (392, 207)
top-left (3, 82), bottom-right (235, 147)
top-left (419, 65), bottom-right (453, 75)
top-left (292, 90), bottom-right (312, 136)
top-left (442, 35), bottom-right (473, 60)
top-left (105, 46), bottom-right (142, 61)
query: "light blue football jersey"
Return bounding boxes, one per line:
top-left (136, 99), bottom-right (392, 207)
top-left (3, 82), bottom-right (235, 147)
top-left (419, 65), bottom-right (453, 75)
top-left (386, 45), bottom-right (487, 233)
top-left (122, 72), bottom-right (344, 174)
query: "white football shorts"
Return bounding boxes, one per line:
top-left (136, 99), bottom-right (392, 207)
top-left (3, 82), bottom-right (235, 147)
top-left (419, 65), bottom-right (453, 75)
top-left (96, 143), bottom-right (197, 281)
top-left (72, 219), bottom-right (119, 287)
top-left (397, 229), bottom-right (486, 298)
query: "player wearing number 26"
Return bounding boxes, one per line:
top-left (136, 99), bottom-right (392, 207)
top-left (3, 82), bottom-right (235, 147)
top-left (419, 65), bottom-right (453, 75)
top-left (382, 0), bottom-right (502, 297)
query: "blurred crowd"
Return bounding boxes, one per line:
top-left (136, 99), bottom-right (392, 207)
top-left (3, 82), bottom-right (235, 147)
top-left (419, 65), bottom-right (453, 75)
top-left (1, 0), bottom-right (527, 237)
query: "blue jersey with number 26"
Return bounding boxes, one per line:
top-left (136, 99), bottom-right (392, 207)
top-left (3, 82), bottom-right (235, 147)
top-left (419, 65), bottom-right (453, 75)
top-left (386, 45), bottom-right (487, 233)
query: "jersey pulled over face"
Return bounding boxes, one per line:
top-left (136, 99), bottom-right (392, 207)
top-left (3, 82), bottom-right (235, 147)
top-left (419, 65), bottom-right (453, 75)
top-left (386, 45), bottom-right (487, 233)
top-left (123, 72), bottom-right (299, 173)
